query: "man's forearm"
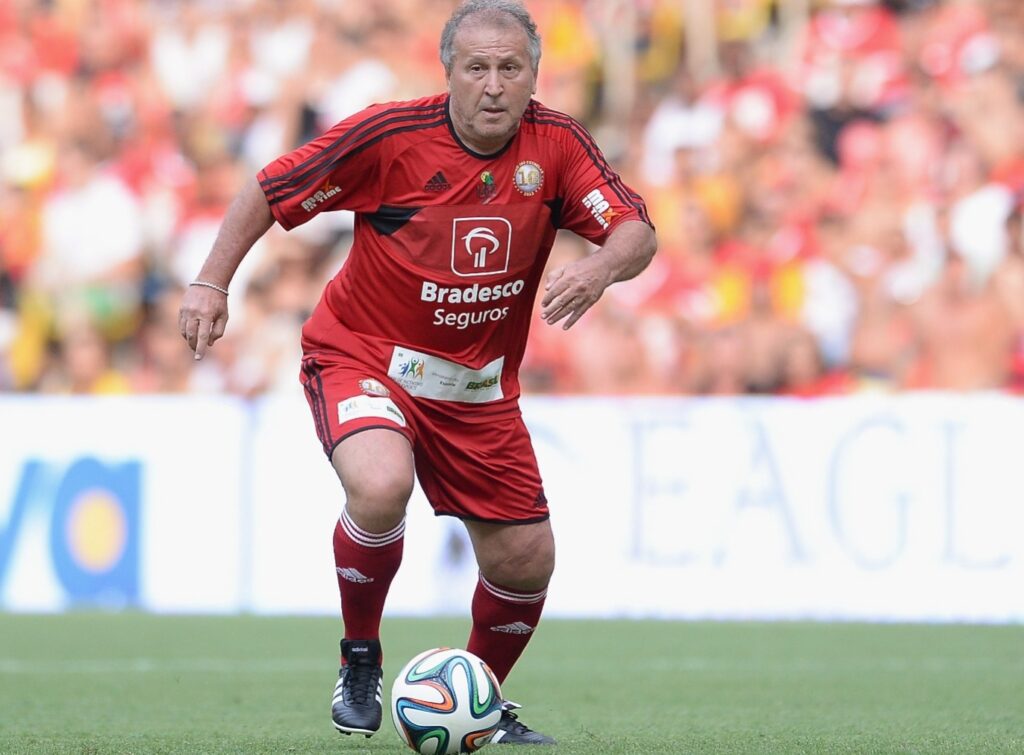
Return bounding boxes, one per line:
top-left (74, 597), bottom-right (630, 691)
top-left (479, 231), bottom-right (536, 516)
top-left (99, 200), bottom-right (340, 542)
top-left (195, 176), bottom-right (276, 287)
top-left (593, 220), bottom-right (657, 284)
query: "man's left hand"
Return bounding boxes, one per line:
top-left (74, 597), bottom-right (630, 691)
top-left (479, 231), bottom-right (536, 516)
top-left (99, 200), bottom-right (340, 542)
top-left (540, 255), bottom-right (612, 330)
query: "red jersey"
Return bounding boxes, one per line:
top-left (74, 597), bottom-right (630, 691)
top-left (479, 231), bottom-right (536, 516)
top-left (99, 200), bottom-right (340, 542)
top-left (259, 94), bottom-right (651, 417)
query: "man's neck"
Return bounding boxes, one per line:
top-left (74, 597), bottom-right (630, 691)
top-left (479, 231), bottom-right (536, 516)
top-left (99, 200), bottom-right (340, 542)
top-left (447, 103), bottom-right (517, 155)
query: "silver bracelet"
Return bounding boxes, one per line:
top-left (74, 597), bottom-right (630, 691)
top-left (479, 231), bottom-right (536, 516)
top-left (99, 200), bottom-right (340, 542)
top-left (190, 280), bottom-right (229, 296)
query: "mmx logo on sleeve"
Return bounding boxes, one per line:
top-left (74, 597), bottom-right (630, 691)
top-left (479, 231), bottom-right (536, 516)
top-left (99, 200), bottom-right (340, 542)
top-left (451, 217), bottom-right (512, 277)
top-left (582, 188), bottom-right (617, 229)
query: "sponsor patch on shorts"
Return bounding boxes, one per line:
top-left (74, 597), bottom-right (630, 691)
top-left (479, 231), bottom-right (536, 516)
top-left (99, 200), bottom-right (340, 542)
top-left (337, 395), bottom-right (407, 427)
top-left (386, 346), bottom-right (504, 403)
top-left (358, 378), bottom-right (391, 397)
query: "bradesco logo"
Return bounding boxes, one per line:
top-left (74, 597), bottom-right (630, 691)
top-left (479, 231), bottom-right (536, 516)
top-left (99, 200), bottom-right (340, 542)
top-left (420, 278), bottom-right (527, 330)
top-left (420, 279), bottom-right (525, 305)
top-left (452, 217), bottom-right (512, 277)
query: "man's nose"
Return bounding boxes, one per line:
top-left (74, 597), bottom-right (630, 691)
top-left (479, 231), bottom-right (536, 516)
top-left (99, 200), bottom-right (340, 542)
top-left (483, 69), bottom-right (503, 96)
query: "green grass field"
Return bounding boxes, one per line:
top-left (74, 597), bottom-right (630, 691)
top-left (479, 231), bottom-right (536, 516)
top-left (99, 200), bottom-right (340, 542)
top-left (0, 613), bottom-right (1021, 754)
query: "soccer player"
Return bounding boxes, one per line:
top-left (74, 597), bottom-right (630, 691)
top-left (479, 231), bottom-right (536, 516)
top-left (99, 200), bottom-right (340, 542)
top-left (179, 0), bottom-right (656, 745)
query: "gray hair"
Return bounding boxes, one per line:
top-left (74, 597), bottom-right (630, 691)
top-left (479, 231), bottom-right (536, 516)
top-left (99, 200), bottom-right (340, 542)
top-left (440, 0), bottom-right (541, 76)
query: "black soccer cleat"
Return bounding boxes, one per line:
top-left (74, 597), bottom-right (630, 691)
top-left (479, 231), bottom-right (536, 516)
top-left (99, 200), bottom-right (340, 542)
top-left (331, 638), bottom-right (383, 737)
top-left (490, 700), bottom-right (556, 745)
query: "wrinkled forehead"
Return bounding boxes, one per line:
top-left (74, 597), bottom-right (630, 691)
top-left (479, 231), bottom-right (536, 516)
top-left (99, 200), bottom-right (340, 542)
top-left (450, 15), bottom-right (531, 58)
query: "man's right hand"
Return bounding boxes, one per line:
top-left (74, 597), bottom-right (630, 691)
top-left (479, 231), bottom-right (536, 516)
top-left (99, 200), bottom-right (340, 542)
top-left (179, 284), bottom-right (229, 360)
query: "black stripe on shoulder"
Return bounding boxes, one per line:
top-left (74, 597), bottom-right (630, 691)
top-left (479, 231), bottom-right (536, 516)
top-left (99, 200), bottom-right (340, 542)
top-left (525, 108), bottom-right (652, 226)
top-left (266, 115), bottom-right (447, 207)
top-left (527, 107), bottom-right (652, 225)
top-left (544, 197), bottom-right (564, 229)
top-left (261, 104), bottom-right (446, 199)
top-left (261, 102), bottom-right (444, 190)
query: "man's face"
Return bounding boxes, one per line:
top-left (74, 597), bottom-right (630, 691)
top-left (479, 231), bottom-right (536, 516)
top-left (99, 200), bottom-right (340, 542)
top-left (446, 20), bottom-right (536, 155)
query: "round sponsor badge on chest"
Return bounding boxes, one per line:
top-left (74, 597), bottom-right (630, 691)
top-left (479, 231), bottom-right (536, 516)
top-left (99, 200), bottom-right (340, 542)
top-left (513, 161), bottom-right (544, 196)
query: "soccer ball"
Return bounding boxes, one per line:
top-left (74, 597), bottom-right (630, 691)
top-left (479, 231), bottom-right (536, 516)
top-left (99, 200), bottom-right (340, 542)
top-left (391, 647), bottom-right (503, 754)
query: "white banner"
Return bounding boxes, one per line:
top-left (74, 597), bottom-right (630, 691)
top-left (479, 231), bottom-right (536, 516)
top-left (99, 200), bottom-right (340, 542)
top-left (0, 396), bottom-right (248, 613)
top-left (2, 394), bottom-right (1022, 622)
top-left (522, 394), bottom-right (1024, 622)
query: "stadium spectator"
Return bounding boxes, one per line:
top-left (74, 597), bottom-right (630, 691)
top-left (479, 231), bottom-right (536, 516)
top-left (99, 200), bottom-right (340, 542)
top-left (640, 67), bottom-right (723, 187)
top-left (995, 195), bottom-right (1024, 391)
top-left (704, 38), bottom-right (799, 146)
top-left (31, 137), bottom-right (145, 340)
top-left (38, 317), bottom-right (132, 395)
top-left (778, 326), bottom-right (854, 397)
top-left (796, 0), bottom-right (909, 163)
top-left (838, 198), bottom-right (920, 390)
top-left (907, 245), bottom-right (1015, 390)
top-left (693, 324), bottom-right (752, 395)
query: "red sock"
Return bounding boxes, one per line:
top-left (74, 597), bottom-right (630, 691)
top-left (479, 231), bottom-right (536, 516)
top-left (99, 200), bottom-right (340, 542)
top-left (333, 507), bottom-right (404, 642)
top-left (466, 575), bottom-right (547, 684)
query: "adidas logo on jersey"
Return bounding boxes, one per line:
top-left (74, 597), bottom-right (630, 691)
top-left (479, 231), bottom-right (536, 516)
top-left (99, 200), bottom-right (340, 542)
top-left (490, 621), bottom-right (534, 635)
top-left (336, 567), bottom-right (373, 584)
top-left (424, 171), bottom-right (451, 192)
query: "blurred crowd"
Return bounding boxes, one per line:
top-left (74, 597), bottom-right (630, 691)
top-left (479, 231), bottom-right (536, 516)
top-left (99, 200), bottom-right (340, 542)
top-left (2, 0), bottom-right (1023, 397)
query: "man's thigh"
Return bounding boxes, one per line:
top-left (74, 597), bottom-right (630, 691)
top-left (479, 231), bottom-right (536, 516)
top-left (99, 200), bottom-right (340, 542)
top-left (300, 355), bottom-right (415, 459)
top-left (413, 413), bottom-right (549, 524)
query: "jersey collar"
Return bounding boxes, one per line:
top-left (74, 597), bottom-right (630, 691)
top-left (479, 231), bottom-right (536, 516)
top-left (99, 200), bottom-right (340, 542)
top-left (445, 94), bottom-right (521, 161)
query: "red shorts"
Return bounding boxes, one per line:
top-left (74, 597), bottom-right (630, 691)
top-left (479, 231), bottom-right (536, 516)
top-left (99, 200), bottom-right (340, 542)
top-left (300, 354), bottom-right (549, 523)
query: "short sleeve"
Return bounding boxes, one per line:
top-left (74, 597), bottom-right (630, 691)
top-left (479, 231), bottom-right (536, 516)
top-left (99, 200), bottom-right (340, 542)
top-left (555, 119), bottom-right (654, 244)
top-left (258, 105), bottom-right (392, 230)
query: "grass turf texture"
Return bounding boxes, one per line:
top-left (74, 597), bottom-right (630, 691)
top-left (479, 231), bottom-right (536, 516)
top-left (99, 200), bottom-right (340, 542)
top-left (0, 614), bottom-right (1021, 754)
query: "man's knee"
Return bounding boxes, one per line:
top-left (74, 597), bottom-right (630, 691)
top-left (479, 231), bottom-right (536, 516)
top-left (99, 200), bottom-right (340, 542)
top-left (343, 469), bottom-right (414, 510)
top-left (471, 521), bottom-right (555, 591)
top-left (332, 429), bottom-right (415, 527)
top-left (489, 547), bottom-right (554, 591)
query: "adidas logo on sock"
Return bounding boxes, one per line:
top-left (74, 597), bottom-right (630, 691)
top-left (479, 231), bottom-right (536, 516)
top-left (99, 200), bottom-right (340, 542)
top-left (490, 621), bottom-right (534, 635)
top-left (336, 567), bottom-right (373, 584)
top-left (424, 170), bottom-right (451, 192)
